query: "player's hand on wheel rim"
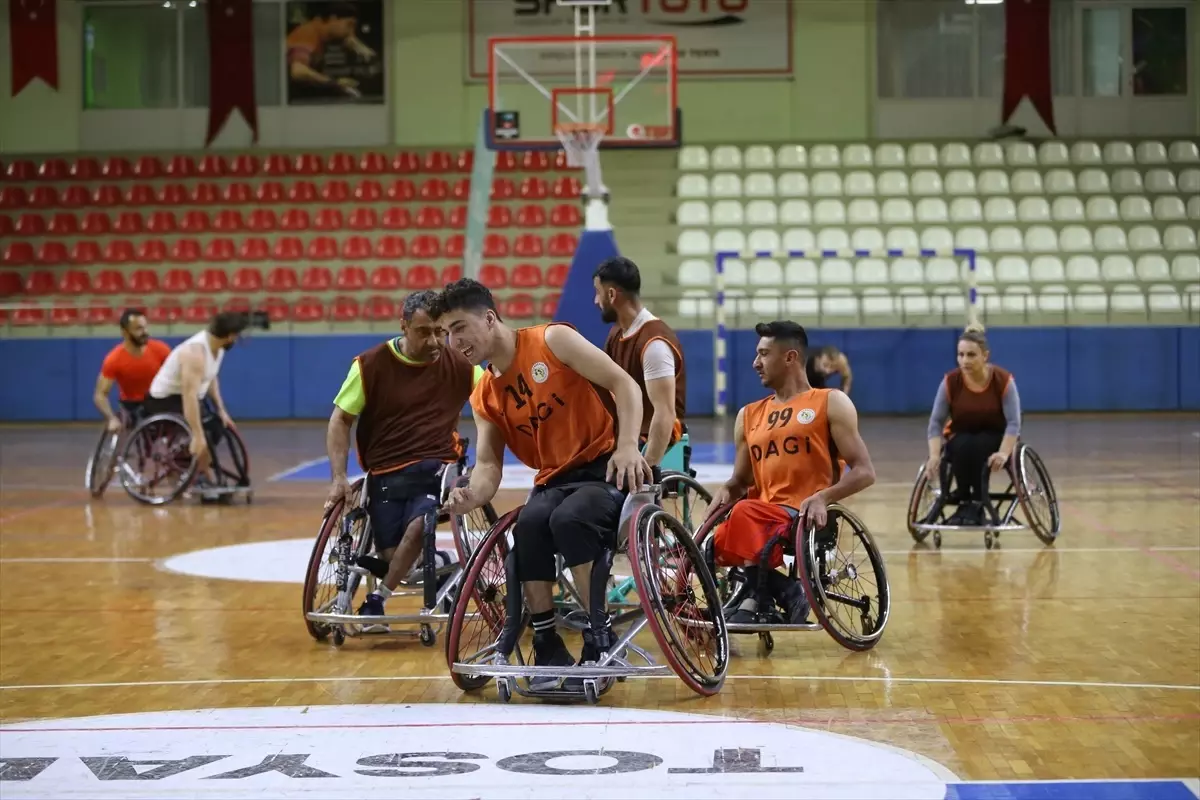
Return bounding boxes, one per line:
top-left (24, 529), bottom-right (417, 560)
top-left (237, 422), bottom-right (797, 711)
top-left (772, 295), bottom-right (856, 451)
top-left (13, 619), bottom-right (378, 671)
top-left (799, 493), bottom-right (828, 529)
top-left (445, 486), bottom-right (478, 515)
top-left (608, 445), bottom-right (652, 492)
top-left (324, 477), bottom-right (351, 513)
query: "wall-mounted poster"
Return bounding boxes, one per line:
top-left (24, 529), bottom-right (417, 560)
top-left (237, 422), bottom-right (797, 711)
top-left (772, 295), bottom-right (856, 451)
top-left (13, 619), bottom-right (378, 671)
top-left (286, 1), bottom-right (384, 105)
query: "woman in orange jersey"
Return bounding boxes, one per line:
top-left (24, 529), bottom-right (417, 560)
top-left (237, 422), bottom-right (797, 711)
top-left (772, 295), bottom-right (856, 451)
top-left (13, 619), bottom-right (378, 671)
top-left (435, 279), bottom-right (651, 690)
top-left (706, 321), bottom-right (877, 625)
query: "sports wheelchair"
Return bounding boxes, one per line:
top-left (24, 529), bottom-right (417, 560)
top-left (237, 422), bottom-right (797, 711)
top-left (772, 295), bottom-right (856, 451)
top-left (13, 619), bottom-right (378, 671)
top-left (691, 502), bottom-right (890, 655)
top-left (115, 398), bottom-right (251, 506)
top-left (85, 405), bottom-right (144, 498)
top-left (303, 446), bottom-right (498, 649)
top-left (446, 467), bottom-right (730, 705)
top-left (907, 441), bottom-right (1060, 550)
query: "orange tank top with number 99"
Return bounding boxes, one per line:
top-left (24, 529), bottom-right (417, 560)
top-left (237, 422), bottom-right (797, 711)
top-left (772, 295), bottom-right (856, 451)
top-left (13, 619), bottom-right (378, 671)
top-left (742, 388), bottom-right (840, 508)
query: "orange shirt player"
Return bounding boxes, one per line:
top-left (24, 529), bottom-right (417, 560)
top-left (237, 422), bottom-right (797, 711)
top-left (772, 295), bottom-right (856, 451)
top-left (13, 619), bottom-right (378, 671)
top-left (93, 308), bottom-right (171, 432)
top-left (435, 279), bottom-right (651, 691)
top-left (286, 3), bottom-right (376, 99)
top-left (706, 320), bottom-right (876, 626)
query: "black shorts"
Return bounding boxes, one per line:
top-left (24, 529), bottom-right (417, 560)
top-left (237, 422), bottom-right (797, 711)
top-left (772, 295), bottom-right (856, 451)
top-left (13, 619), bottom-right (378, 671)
top-left (366, 459), bottom-right (445, 552)
top-left (514, 455), bottom-right (624, 583)
top-left (143, 394), bottom-right (226, 446)
top-left (119, 400), bottom-right (145, 428)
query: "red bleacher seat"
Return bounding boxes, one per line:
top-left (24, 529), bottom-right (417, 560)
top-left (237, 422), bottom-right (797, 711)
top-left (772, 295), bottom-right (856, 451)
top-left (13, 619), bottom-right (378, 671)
top-left (71, 241), bottom-right (101, 266)
top-left (59, 270), bottom-right (91, 295)
top-left (409, 235), bottom-right (438, 260)
top-left (381, 207), bottom-right (411, 230)
top-left (513, 234), bottom-right (543, 258)
top-left (440, 264), bottom-right (462, 284)
top-left (179, 210), bottom-right (210, 233)
top-left (81, 212), bottom-right (111, 235)
top-left (185, 298), bottom-right (219, 324)
top-left (257, 182), bottom-right (285, 203)
top-left (516, 205), bottom-right (546, 227)
top-left (223, 296), bottom-right (253, 314)
top-left (495, 152), bottom-right (518, 173)
top-left (406, 264), bottom-right (438, 290)
top-left (198, 155), bottom-right (226, 177)
top-left (416, 207), bottom-right (444, 229)
top-left (59, 186), bottom-right (89, 208)
top-left (292, 295), bottom-right (325, 322)
top-left (392, 152), bottom-right (420, 174)
top-left (505, 293), bottom-right (536, 319)
top-left (223, 182), bottom-right (254, 205)
top-left (231, 267), bottom-right (263, 291)
top-left (423, 151), bottom-right (452, 173)
top-left (363, 295), bottom-right (395, 321)
top-left (158, 184), bottom-right (188, 206)
top-left (240, 238), bottom-right (270, 261)
top-left (128, 156), bottom-right (156, 179)
top-left (170, 239), bottom-right (202, 264)
top-left (262, 297), bottom-right (290, 323)
top-left (191, 183), bottom-right (221, 205)
top-left (128, 269), bottom-right (160, 293)
top-left (102, 240), bottom-right (134, 265)
top-left (263, 154), bottom-right (290, 176)
top-left (273, 237), bottom-right (304, 261)
top-left (247, 209), bottom-right (277, 231)
top-left (489, 206), bottom-right (513, 228)
top-left (522, 152), bottom-right (550, 172)
top-left (552, 177), bottom-right (582, 199)
top-left (266, 267), bottom-right (298, 292)
top-left (113, 212), bottom-right (143, 234)
top-left (85, 302), bottom-right (117, 326)
top-left (301, 266), bottom-right (334, 291)
top-left (373, 236), bottom-right (405, 259)
top-left (15, 214), bottom-right (45, 236)
top-left (327, 153), bottom-right (355, 174)
top-left (92, 269), bottom-right (126, 295)
top-left (204, 238), bottom-right (235, 262)
top-left (419, 179), bottom-right (448, 201)
top-left (125, 184), bottom-right (156, 206)
top-left (444, 235), bottom-right (465, 259)
top-left (166, 155), bottom-right (197, 178)
top-left (29, 186), bottom-right (57, 209)
top-left (197, 268), bottom-right (229, 293)
top-left (5, 160), bottom-right (36, 181)
top-left (491, 179), bottom-right (516, 200)
top-left (135, 240), bottom-right (167, 264)
top-left (447, 205), bottom-right (467, 229)
top-left (13, 303), bottom-right (46, 327)
top-left (0, 270), bottom-right (22, 296)
top-left (288, 181), bottom-right (317, 203)
top-left (0, 215), bottom-right (12, 237)
top-left (386, 179), bottom-right (415, 201)
top-left (37, 242), bottom-right (70, 266)
top-left (548, 233), bottom-right (577, 257)
top-left (540, 293), bottom-right (561, 318)
top-left (230, 154), bottom-right (259, 176)
top-left (314, 208), bottom-right (344, 231)
top-left (331, 295), bottom-right (360, 322)
top-left (483, 234), bottom-right (509, 259)
top-left (51, 305), bottom-right (82, 326)
top-left (213, 209), bottom-right (243, 232)
top-left (511, 263), bottom-right (543, 289)
top-left (280, 209), bottom-right (310, 231)
top-left (293, 154), bottom-right (322, 175)
top-left (479, 264), bottom-right (507, 289)
top-left (322, 180), bottom-right (350, 203)
top-left (354, 179), bottom-right (382, 203)
top-left (546, 262), bottom-right (569, 288)
top-left (0, 187), bottom-right (27, 209)
top-left (37, 158), bottom-right (68, 181)
top-left (554, 151), bottom-right (574, 171)
top-left (360, 152), bottom-right (387, 174)
top-left (163, 269), bottom-right (194, 294)
top-left (456, 151), bottom-right (474, 173)
top-left (550, 203), bottom-right (582, 227)
top-left (451, 179), bottom-right (471, 201)
top-left (24, 270), bottom-right (56, 296)
top-left (149, 299), bottom-right (184, 325)
top-left (347, 208), bottom-right (376, 231)
top-left (520, 178), bottom-right (548, 200)
top-left (369, 265), bottom-right (402, 291)
top-left (336, 265), bottom-right (367, 291)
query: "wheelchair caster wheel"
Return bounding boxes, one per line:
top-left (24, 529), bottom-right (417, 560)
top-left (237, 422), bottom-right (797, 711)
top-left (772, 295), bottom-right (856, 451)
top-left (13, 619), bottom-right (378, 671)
top-left (984, 531), bottom-right (994, 549)
top-left (616, 675), bottom-right (627, 683)
top-left (584, 679), bottom-right (600, 705)
top-left (332, 628), bottom-right (345, 647)
top-left (760, 632), bottom-right (774, 654)
top-left (245, 491), bottom-right (253, 504)
top-left (419, 625), bottom-right (435, 647)
top-left (497, 679), bottom-right (512, 703)
top-left (932, 532), bottom-right (942, 549)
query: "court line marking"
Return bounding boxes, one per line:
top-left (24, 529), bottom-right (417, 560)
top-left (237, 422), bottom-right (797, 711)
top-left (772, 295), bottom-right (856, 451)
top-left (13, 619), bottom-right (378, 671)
top-left (0, 557), bottom-right (156, 563)
top-left (266, 456), bottom-right (329, 482)
top-left (2, 673), bottom-right (1196, 693)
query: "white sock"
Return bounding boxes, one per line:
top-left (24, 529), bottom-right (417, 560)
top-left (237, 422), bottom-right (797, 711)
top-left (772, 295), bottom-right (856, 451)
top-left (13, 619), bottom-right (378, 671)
top-left (373, 584), bottom-right (392, 601)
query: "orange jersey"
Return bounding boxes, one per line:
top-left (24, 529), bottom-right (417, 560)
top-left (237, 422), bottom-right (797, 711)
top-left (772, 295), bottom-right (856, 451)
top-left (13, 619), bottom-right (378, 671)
top-left (742, 388), bottom-right (840, 508)
top-left (100, 340), bottom-right (171, 401)
top-left (471, 324), bottom-right (616, 485)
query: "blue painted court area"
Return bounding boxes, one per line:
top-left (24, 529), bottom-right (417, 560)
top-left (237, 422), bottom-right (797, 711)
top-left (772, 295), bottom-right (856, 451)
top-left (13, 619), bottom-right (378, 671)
top-left (944, 780), bottom-right (1198, 800)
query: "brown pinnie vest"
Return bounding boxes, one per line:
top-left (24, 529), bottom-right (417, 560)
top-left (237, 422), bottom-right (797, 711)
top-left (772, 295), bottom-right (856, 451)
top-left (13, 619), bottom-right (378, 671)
top-left (604, 316), bottom-right (687, 440)
top-left (354, 341), bottom-right (475, 474)
top-left (945, 366), bottom-right (1011, 436)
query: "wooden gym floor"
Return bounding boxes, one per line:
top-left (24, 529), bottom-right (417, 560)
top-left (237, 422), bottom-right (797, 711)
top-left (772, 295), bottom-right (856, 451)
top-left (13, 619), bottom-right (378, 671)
top-left (0, 414), bottom-right (1197, 785)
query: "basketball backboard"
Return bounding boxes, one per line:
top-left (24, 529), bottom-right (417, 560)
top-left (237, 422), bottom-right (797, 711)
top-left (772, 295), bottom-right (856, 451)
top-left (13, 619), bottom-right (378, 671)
top-left (485, 35), bottom-right (679, 151)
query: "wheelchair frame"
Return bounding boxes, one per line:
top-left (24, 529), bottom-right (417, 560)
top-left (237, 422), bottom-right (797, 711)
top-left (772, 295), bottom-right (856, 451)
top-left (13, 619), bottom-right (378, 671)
top-left (85, 407), bottom-right (139, 498)
top-left (445, 470), bottom-right (730, 705)
top-left (692, 502), bottom-right (890, 655)
top-left (302, 452), bottom-right (498, 649)
top-left (907, 441), bottom-right (1060, 550)
top-left (116, 407), bottom-right (252, 506)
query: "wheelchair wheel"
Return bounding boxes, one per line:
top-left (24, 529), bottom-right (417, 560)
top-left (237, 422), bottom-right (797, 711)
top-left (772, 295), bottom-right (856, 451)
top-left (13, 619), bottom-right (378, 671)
top-left (797, 505), bottom-right (890, 652)
top-left (690, 504), bottom-right (751, 617)
top-left (445, 507), bottom-right (522, 692)
top-left (905, 464), bottom-right (937, 543)
top-left (302, 479), bottom-right (371, 642)
top-left (211, 424), bottom-right (250, 489)
top-left (660, 471), bottom-right (713, 534)
top-left (118, 414), bottom-right (198, 506)
top-left (85, 426), bottom-right (121, 498)
top-left (449, 475), bottom-right (499, 564)
top-left (629, 505), bottom-right (729, 696)
top-left (1015, 445), bottom-right (1060, 545)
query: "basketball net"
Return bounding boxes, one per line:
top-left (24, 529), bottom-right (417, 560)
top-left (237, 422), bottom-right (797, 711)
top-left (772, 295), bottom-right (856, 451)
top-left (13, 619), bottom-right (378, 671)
top-left (556, 124), bottom-right (607, 200)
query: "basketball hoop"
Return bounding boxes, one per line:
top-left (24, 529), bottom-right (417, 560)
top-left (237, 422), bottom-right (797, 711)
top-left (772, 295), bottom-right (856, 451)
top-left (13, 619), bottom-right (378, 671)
top-left (555, 122), bottom-right (608, 200)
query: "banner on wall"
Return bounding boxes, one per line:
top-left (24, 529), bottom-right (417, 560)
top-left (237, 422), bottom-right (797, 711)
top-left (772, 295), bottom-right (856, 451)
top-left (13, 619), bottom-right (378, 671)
top-left (466, 0), bottom-right (793, 80)
top-left (206, 0), bottom-right (259, 146)
top-left (9, 0), bottom-right (59, 96)
top-left (285, 0), bottom-right (384, 105)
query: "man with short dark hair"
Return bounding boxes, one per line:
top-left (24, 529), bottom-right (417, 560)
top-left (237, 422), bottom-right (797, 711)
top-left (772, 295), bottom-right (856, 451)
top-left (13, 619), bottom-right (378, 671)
top-left (706, 320), bottom-right (876, 625)
top-left (93, 308), bottom-right (171, 431)
top-left (325, 291), bottom-right (483, 623)
top-left (593, 256), bottom-right (687, 468)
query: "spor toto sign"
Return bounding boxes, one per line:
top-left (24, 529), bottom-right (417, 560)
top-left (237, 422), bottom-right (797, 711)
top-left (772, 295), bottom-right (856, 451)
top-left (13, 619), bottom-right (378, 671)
top-left (0, 704), bottom-right (956, 799)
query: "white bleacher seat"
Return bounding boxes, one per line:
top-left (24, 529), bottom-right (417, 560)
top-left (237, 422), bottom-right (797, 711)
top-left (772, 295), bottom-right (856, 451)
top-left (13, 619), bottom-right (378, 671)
top-left (1148, 286), bottom-right (1183, 313)
top-left (862, 289), bottom-right (897, 317)
top-left (1073, 286), bottom-right (1109, 313)
top-left (712, 229), bottom-right (745, 254)
top-left (676, 230), bottom-right (710, 256)
top-left (1021, 197), bottom-right (1055, 222)
top-left (979, 170), bottom-right (1011, 195)
top-left (677, 259), bottom-right (712, 286)
top-left (877, 171), bottom-right (910, 196)
top-left (1103, 141), bottom-right (1136, 165)
top-left (1169, 141), bottom-right (1200, 163)
top-left (1154, 196), bottom-right (1187, 221)
top-left (711, 200), bottom-right (744, 226)
top-left (1045, 169), bottom-right (1077, 194)
top-left (876, 144), bottom-right (906, 168)
top-left (1135, 254), bottom-right (1171, 282)
top-left (749, 290), bottom-right (784, 317)
top-left (1038, 287), bottom-right (1071, 313)
top-left (811, 145), bottom-right (841, 169)
top-left (1187, 196), bottom-right (1200, 221)
top-left (844, 171), bottom-right (876, 197)
top-left (811, 172), bottom-right (843, 197)
top-left (1039, 141), bottom-right (1071, 166)
top-left (717, 257), bottom-right (747, 285)
top-left (1085, 195), bottom-right (1119, 222)
top-left (924, 257), bottom-right (958, 289)
top-left (843, 144), bottom-right (873, 168)
top-left (855, 258), bottom-right (889, 286)
top-left (777, 172), bottom-right (809, 197)
top-left (676, 174), bottom-right (708, 198)
top-left (748, 258), bottom-right (783, 286)
top-left (897, 288), bottom-right (932, 316)
top-left (819, 259), bottom-right (854, 286)
top-left (711, 146), bottom-right (742, 170)
top-left (1094, 225), bottom-right (1129, 252)
top-left (677, 146), bottom-right (709, 171)
top-left (991, 226), bottom-right (1024, 253)
top-left (885, 227), bottom-right (920, 252)
top-left (881, 198), bottom-right (914, 224)
top-left (1144, 169), bottom-right (1178, 193)
top-left (940, 143), bottom-right (971, 167)
top-left (935, 292), bottom-right (968, 316)
top-left (779, 200), bottom-right (812, 225)
top-left (785, 290), bottom-right (820, 317)
top-left (920, 226), bottom-right (955, 252)
top-left (1006, 142), bottom-right (1038, 167)
top-left (782, 228), bottom-right (816, 254)
top-left (816, 228), bottom-right (850, 252)
top-left (908, 143), bottom-right (939, 168)
top-left (1111, 169), bottom-right (1144, 194)
top-left (743, 173), bottom-right (777, 198)
top-left (1030, 255), bottom-right (1066, 284)
top-left (955, 226), bottom-right (989, 252)
top-left (1002, 287), bottom-right (1035, 315)
top-left (1059, 226), bottom-right (1094, 253)
top-left (852, 227), bottom-right (885, 252)
top-left (1136, 141), bottom-right (1169, 165)
top-left (964, 256), bottom-right (995, 286)
top-left (973, 143), bottom-right (1005, 167)
top-left (1066, 255), bottom-right (1101, 282)
top-left (1101, 255), bottom-right (1137, 282)
top-left (891, 258), bottom-right (924, 286)
top-left (916, 198), bottom-right (949, 223)
top-left (776, 145), bottom-right (807, 169)
top-left (721, 289), bottom-right (748, 315)
top-left (710, 173), bottom-right (742, 198)
top-left (1119, 196), bottom-right (1154, 222)
top-left (821, 290), bottom-right (860, 320)
top-left (910, 170), bottom-right (943, 196)
top-left (747, 229), bottom-right (781, 254)
top-left (743, 145), bottom-right (775, 170)
top-left (1179, 169), bottom-right (1200, 193)
top-left (785, 259), bottom-right (818, 286)
top-left (678, 290), bottom-right (715, 319)
top-left (1070, 141), bottom-right (1103, 165)
top-left (847, 199), bottom-right (880, 225)
top-left (945, 170), bottom-right (977, 195)
top-left (1011, 170), bottom-right (1044, 195)
top-left (1172, 254), bottom-right (1200, 281)
top-left (745, 200), bottom-right (778, 226)
top-left (813, 199), bottom-right (846, 225)
top-left (1078, 169), bottom-right (1111, 194)
top-left (1024, 226), bottom-right (1059, 253)
top-left (983, 197), bottom-right (1017, 223)
top-left (1164, 226), bottom-right (1198, 251)
top-left (1110, 286), bottom-right (1147, 313)
top-left (676, 201), bottom-right (710, 226)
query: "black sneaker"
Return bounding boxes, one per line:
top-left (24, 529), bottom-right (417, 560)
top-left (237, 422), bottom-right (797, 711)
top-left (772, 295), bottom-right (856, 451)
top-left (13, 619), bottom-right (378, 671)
top-left (531, 631), bottom-right (576, 691)
top-left (356, 593), bottom-right (388, 633)
top-left (770, 575), bottom-right (810, 625)
top-left (580, 625), bottom-right (614, 664)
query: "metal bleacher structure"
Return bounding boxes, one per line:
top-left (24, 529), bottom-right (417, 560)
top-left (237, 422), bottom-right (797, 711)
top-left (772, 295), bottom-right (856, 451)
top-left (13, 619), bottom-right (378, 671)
top-left (1, 137), bottom-right (1198, 335)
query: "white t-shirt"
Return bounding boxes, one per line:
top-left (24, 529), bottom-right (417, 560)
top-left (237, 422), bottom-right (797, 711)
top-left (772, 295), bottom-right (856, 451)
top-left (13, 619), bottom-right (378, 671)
top-left (621, 307), bottom-right (676, 381)
top-left (150, 330), bottom-right (225, 400)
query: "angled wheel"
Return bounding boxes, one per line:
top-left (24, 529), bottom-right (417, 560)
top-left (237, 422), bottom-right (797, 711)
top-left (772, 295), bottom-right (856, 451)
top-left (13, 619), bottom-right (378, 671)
top-left (449, 475), bottom-right (499, 564)
top-left (1015, 445), bottom-right (1060, 545)
top-left (212, 424), bottom-right (250, 488)
top-left (659, 471), bottom-right (713, 534)
top-left (629, 505), bottom-right (729, 696)
top-left (85, 426), bottom-right (122, 498)
top-left (690, 503), bottom-right (750, 617)
top-left (906, 463), bottom-right (936, 543)
top-left (118, 414), bottom-right (198, 506)
top-left (302, 479), bottom-right (371, 642)
top-left (798, 505), bottom-right (890, 652)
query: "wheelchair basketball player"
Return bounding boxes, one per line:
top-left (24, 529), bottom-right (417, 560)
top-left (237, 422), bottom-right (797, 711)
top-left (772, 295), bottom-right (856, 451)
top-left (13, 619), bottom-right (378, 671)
top-left (434, 279), bottom-right (652, 691)
top-left (93, 308), bottom-right (171, 431)
top-left (706, 321), bottom-right (877, 625)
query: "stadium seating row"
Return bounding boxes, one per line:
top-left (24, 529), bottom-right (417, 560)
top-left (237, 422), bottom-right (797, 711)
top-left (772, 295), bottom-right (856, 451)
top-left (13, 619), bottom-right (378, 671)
top-left (677, 141), bottom-right (1200, 171)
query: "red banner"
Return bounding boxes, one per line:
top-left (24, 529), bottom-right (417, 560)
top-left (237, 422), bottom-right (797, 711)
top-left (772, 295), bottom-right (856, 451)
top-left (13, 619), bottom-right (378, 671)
top-left (9, 0), bottom-right (58, 97)
top-left (1002, 0), bottom-right (1057, 134)
top-left (205, 0), bottom-right (258, 146)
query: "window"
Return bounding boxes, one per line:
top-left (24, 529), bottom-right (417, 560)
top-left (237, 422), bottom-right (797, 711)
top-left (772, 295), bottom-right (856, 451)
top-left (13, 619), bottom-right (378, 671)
top-left (83, 4), bottom-right (179, 109)
top-left (977, 0), bottom-right (1074, 98)
top-left (182, 2), bottom-right (284, 108)
top-left (1132, 6), bottom-right (1189, 95)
